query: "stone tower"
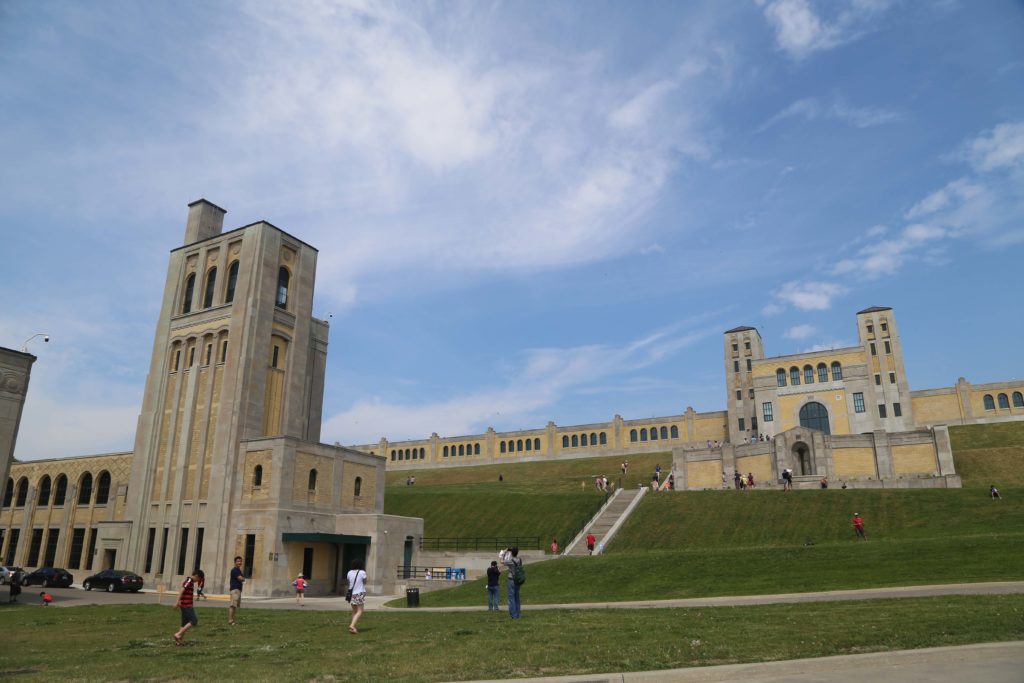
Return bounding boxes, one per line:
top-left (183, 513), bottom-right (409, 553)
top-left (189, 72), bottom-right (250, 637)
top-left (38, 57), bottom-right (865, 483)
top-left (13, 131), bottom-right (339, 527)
top-left (855, 306), bottom-right (914, 431)
top-left (723, 326), bottom-right (765, 444)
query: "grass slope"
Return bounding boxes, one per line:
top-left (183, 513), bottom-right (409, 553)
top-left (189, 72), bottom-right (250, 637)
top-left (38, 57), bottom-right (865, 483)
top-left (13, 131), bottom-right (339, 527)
top-left (949, 421), bottom-right (1024, 488)
top-left (2, 598), bottom-right (1023, 682)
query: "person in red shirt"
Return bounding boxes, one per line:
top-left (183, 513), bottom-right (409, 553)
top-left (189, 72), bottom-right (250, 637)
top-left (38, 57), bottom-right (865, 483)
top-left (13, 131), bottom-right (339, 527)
top-left (586, 532), bottom-right (596, 555)
top-left (852, 513), bottom-right (866, 540)
top-left (173, 569), bottom-right (203, 645)
top-left (293, 574), bottom-right (308, 605)
top-left (40, 592), bottom-right (53, 606)
top-left (550, 538), bottom-right (558, 555)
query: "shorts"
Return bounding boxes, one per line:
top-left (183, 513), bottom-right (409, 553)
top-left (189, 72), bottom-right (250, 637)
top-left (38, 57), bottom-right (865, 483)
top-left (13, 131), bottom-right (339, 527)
top-left (230, 589), bottom-right (242, 608)
top-left (350, 592), bottom-right (366, 606)
top-left (180, 606), bottom-right (198, 627)
top-left (296, 589), bottom-right (305, 595)
top-left (587, 543), bottom-right (595, 551)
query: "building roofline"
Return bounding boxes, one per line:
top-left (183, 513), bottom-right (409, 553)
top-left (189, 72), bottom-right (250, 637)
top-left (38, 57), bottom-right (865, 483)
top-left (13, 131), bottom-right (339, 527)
top-left (171, 220), bottom-right (319, 254)
top-left (857, 306), bottom-right (892, 314)
top-left (724, 325), bottom-right (758, 334)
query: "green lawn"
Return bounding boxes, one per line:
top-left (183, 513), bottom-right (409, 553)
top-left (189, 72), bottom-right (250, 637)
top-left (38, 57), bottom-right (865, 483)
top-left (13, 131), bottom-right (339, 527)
top-left (2, 597), bottom-right (1022, 682)
top-left (949, 421), bottom-right (1024, 488)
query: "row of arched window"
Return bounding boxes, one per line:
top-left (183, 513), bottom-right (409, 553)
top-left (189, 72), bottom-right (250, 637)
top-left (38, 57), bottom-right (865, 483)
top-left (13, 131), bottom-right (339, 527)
top-left (562, 432), bottom-right (608, 448)
top-left (391, 448), bottom-right (426, 461)
top-left (2, 471), bottom-right (113, 509)
top-left (629, 425), bottom-right (679, 442)
top-left (444, 443), bottom-right (481, 457)
top-left (984, 392), bottom-right (1024, 410)
top-left (777, 362), bottom-right (843, 387)
top-left (500, 438), bottom-right (541, 453)
top-left (181, 263), bottom-right (291, 314)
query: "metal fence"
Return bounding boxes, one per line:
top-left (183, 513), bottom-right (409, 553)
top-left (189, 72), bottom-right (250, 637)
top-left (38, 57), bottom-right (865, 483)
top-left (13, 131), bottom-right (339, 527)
top-left (395, 565), bottom-right (469, 580)
top-left (418, 537), bottom-right (540, 552)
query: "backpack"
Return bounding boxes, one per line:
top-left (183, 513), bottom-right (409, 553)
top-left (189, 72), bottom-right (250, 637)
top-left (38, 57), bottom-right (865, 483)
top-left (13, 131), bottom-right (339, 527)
top-left (513, 562), bottom-right (526, 586)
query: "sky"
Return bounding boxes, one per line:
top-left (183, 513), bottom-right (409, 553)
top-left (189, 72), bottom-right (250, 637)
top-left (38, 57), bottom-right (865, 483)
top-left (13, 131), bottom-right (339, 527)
top-left (2, 0), bottom-right (1023, 461)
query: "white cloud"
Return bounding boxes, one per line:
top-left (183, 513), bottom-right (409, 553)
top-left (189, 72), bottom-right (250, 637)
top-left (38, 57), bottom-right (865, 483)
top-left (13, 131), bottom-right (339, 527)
top-left (834, 223), bottom-right (947, 279)
top-left (758, 96), bottom-right (901, 132)
top-left (640, 244), bottom-right (666, 255)
top-left (905, 178), bottom-right (985, 220)
top-left (784, 324), bottom-right (817, 339)
top-left (759, 0), bottom-right (893, 61)
top-left (965, 121), bottom-right (1024, 172)
top-left (775, 281), bottom-right (846, 311)
top-left (609, 79), bottom-right (679, 129)
top-left (761, 303), bottom-right (785, 317)
top-left (804, 340), bottom-right (850, 352)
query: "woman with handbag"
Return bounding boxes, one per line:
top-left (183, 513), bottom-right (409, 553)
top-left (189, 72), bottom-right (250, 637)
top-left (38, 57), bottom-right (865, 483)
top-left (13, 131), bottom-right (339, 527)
top-left (345, 559), bottom-right (367, 634)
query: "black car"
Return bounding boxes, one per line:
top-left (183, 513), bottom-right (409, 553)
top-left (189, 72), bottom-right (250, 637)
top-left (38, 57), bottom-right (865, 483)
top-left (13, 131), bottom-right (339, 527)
top-left (23, 567), bottom-right (74, 588)
top-left (82, 569), bottom-right (144, 593)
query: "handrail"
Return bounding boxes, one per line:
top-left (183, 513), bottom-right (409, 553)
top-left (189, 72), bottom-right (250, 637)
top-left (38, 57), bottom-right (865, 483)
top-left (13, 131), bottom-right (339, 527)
top-left (418, 537), bottom-right (540, 552)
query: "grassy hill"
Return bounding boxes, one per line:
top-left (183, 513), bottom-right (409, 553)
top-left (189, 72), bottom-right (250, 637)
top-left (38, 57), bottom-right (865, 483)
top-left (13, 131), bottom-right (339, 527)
top-left (949, 421), bottom-right (1024, 488)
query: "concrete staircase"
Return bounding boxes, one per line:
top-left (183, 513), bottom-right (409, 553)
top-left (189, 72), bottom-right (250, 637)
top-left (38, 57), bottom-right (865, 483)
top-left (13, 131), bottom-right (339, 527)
top-left (565, 487), bottom-right (647, 556)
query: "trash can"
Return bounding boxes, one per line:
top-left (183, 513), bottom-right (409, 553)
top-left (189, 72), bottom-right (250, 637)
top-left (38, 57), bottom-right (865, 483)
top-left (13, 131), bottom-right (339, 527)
top-left (406, 587), bottom-right (420, 608)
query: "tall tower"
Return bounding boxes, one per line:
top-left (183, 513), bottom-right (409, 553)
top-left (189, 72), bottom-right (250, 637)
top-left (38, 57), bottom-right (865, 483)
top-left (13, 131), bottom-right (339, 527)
top-left (724, 326), bottom-right (765, 443)
top-left (123, 200), bottom-right (328, 584)
top-left (0, 348), bottom-right (36, 496)
top-left (855, 306), bottom-right (913, 431)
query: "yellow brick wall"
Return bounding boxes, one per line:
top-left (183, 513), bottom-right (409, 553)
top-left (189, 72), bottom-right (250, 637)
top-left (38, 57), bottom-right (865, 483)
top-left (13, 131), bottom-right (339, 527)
top-left (242, 450), bottom-right (273, 502)
top-left (152, 373), bottom-right (178, 501)
top-left (776, 393), bottom-right (851, 435)
top-left (163, 368), bottom-right (189, 499)
top-left (911, 393), bottom-right (963, 423)
top-left (832, 447), bottom-right (877, 478)
top-left (183, 367), bottom-right (210, 500)
top-left (753, 350), bottom-right (866, 379)
top-left (892, 444), bottom-right (938, 475)
top-left (286, 541), bottom-right (335, 584)
top-left (341, 462), bottom-right (377, 509)
top-left (263, 368), bottom-right (285, 437)
top-left (735, 454), bottom-right (772, 485)
top-left (693, 416), bottom-right (728, 442)
top-left (200, 367), bottom-right (222, 500)
top-left (686, 460), bottom-right (722, 489)
top-left (293, 452), bottom-right (334, 507)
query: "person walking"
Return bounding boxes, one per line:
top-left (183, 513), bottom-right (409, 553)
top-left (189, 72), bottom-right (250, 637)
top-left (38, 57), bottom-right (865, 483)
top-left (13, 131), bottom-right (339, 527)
top-left (228, 556), bottom-right (244, 625)
top-left (8, 570), bottom-right (22, 603)
top-left (486, 560), bottom-right (501, 611)
top-left (550, 538), bottom-right (558, 555)
top-left (586, 532), bottom-right (596, 555)
top-left (503, 547), bottom-right (523, 619)
top-left (173, 569), bottom-right (203, 646)
top-left (782, 468), bottom-right (793, 492)
top-left (852, 512), bottom-right (867, 540)
top-left (990, 485), bottom-right (1002, 500)
top-left (293, 574), bottom-right (308, 605)
top-left (346, 559), bottom-right (367, 634)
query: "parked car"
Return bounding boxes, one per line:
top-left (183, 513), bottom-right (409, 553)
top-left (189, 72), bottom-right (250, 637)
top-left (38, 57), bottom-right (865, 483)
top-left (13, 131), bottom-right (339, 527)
top-left (82, 569), bottom-right (144, 593)
top-left (0, 566), bottom-right (25, 585)
top-left (22, 567), bottom-right (74, 588)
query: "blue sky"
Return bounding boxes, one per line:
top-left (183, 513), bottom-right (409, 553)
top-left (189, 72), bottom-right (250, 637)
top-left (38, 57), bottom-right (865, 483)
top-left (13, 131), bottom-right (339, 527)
top-left (2, 0), bottom-right (1023, 460)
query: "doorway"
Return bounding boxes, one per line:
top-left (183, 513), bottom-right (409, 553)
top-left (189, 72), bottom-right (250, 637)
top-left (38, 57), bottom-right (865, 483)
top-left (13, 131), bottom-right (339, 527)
top-left (102, 548), bottom-right (116, 570)
top-left (793, 442), bottom-right (812, 476)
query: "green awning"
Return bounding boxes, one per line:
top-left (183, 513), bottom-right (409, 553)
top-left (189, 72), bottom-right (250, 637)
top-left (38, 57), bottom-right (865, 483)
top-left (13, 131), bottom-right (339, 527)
top-left (282, 532), bottom-right (371, 545)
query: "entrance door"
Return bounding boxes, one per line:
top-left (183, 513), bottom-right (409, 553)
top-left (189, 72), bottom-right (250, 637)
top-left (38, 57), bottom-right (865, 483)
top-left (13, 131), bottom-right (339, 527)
top-left (793, 443), bottom-right (812, 476)
top-left (340, 543), bottom-right (368, 591)
top-left (102, 549), bottom-right (116, 570)
top-left (403, 538), bottom-right (413, 579)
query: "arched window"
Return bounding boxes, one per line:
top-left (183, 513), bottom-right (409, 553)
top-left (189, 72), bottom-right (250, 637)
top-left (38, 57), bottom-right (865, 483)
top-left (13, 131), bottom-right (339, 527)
top-left (591, 432), bottom-right (598, 445)
top-left (776, 369), bottom-right (787, 387)
top-left (2, 478), bottom-right (12, 507)
top-left (15, 477), bottom-right (28, 506)
top-left (500, 441), bottom-right (507, 453)
top-left (390, 450), bottom-right (396, 461)
top-left (630, 429), bottom-right (638, 442)
top-left (225, 261), bottom-right (239, 304)
top-left (650, 428), bottom-right (658, 441)
top-left (474, 444), bottom-right (480, 455)
top-left (354, 476), bottom-right (362, 497)
top-left (640, 428), bottom-right (648, 441)
top-left (421, 448), bottom-right (427, 458)
top-left (54, 475), bottom-right (67, 506)
top-left (1014, 392), bottom-right (1024, 408)
top-left (562, 436), bottom-right (569, 448)
top-left (276, 267), bottom-right (290, 309)
top-left (307, 469), bottom-right (318, 491)
top-left (95, 471), bottom-right (112, 505)
top-left (790, 367), bottom-right (801, 385)
top-left (203, 267), bottom-right (217, 308)
top-left (817, 363), bottom-right (828, 383)
top-left (983, 394), bottom-right (995, 410)
top-left (998, 393), bottom-right (1010, 409)
top-left (804, 365), bottom-right (814, 384)
top-left (831, 362), bottom-right (843, 381)
top-left (78, 472), bottom-right (93, 505)
top-left (526, 439), bottom-right (533, 451)
top-left (669, 426), bottom-right (678, 439)
top-left (580, 433), bottom-right (588, 447)
top-left (458, 444), bottom-right (465, 456)
top-left (571, 435), bottom-right (579, 447)
top-left (799, 402), bottom-right (831, 435)
top-left (443, 446), bottom-right (449, 457)
top-left (534, 438), bottom-right (540, 450)
top-left (182, 273), bottom-right (196, 314)
top-left (254, 465), bottom-right (263, 487)
top-left (660, 426), bottom-right (668, 439)
top-left (38, 475), bottom-right (52, 506)
top-left (517, 439), bottom-right (524, 452)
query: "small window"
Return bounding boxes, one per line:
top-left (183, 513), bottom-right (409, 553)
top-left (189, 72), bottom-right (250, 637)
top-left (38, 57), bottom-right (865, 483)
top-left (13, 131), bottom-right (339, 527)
top-left (889, 372), bottom-right (896, 384)
top-left (458, 444), bottom-right (465, 456)
top-left (736, 390), bottom-right (742, 400)
top-left (983, 394), bottom-right (995, 410)
top-left (501, 441), bottom-right (507, 453)
top-left (790, 367), bottom-right (800, 386)
top-left (600, 432), bottom-right (608, 445)
top-left (867, 324), bottom-right (873, 334)
top-left (804, 365), bottom-right (814, 384)
top-left (182, 273), bottom-right (196, 314)
top-left (308, 469), bottom-right (318, 491)
top-left (221, 340), bottom-right (228, 363)
top-left (205, 344), bottom-right (212, 365)
top-left (580, 434), bottom-right (588, 447)
top-left (732, 343), bottom-right (738, 352)
top-left (669, 427), bottom-right (677, 439)
top-left (893, 402), bottom-right (902, 417)
top-left (881, 321), bottom-right (888, 333)
top-left (517, 439), bottom-right (523, 452)
top-left (777, 369), bottom-right (787, 387)
top-left (173, 349), bottom-right (181, 372)
top-left (853, 392), bottom-right (865, 413)
top-left (354, 477), bottom-right (362, 497)
top-left (188, 347), bottom-right (196, 367)
top-left (253, 465), bottom-right (263, 487)
top-left (272, 345), bottom-right (280, 368)
top-left (1013, 392), bottom-right (1023, 408)
top-left (2, 478), bottom-right (12, 508)
top-left (762, 402), bottom-right (774, 422)
top-left (640, 428), bottom-right (648, 441)
top-left (562, 436), bottom-right (569, 448)
top-left (203, 267), bottom-right (217, 308)
top-left (630, 429), bottom-right (638, 442)
top-left (525, 439), bottom-right (533, 451)
top-left (38, 476), bottom-right (52, 506)
top-left (749, 389), bottom-right (755, 399)
top-left (884, 340), bottom-right (891, 354)
top-left (77, 472), bottom-right (93, 505)
top-left (15, 478), bottom-right (29, 507)
top-left (751, 416), bottom-right (758, 430)
top-left (591, 432), bottom-right (598, 445)
top-left (746, 359), bottom-right (752, 371)
top-left (276, 267), bottom-right (290, 309)
top-left (745, 341), bottom-right (751, 350)
top-left (95, 471), bottom-right (111, 505)
top-left (660, 426), bottom-right (668, 439)
top-left (998, 393), bottom-right (1010, 409)
top-left (390, 450), bottom-right (396, 461)
top-left (878, 404), bottom-right (887, 418)
top-left (831, 362), bottom-right (843, 380)
top-left (476, 443), bottom-right (483, 455)
top-left (534, 438), bottom-right (540, 450)
top-left (650, 429), bottom-right (658, 441)
top-left (734, 360), bottom-right (740, 373)
top-left (738, 417), bottom-right (745, 431)
top-left (817, 364), bottom-right (828, 383)
top-left (225, 261), bottom-right (239, 304)
top-left (53, 475), bottom-right (67, 506)
top-left (571, 435), bottom-right (579, 447)
top-left (874, 374), bottom-right (881, 386)
top-left (870, 342), bottom-right (877, 356)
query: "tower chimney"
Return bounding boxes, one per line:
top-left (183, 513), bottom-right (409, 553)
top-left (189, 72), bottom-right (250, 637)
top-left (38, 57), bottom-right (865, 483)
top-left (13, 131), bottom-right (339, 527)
top-left (184, 199), bottom-right (226, 245)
